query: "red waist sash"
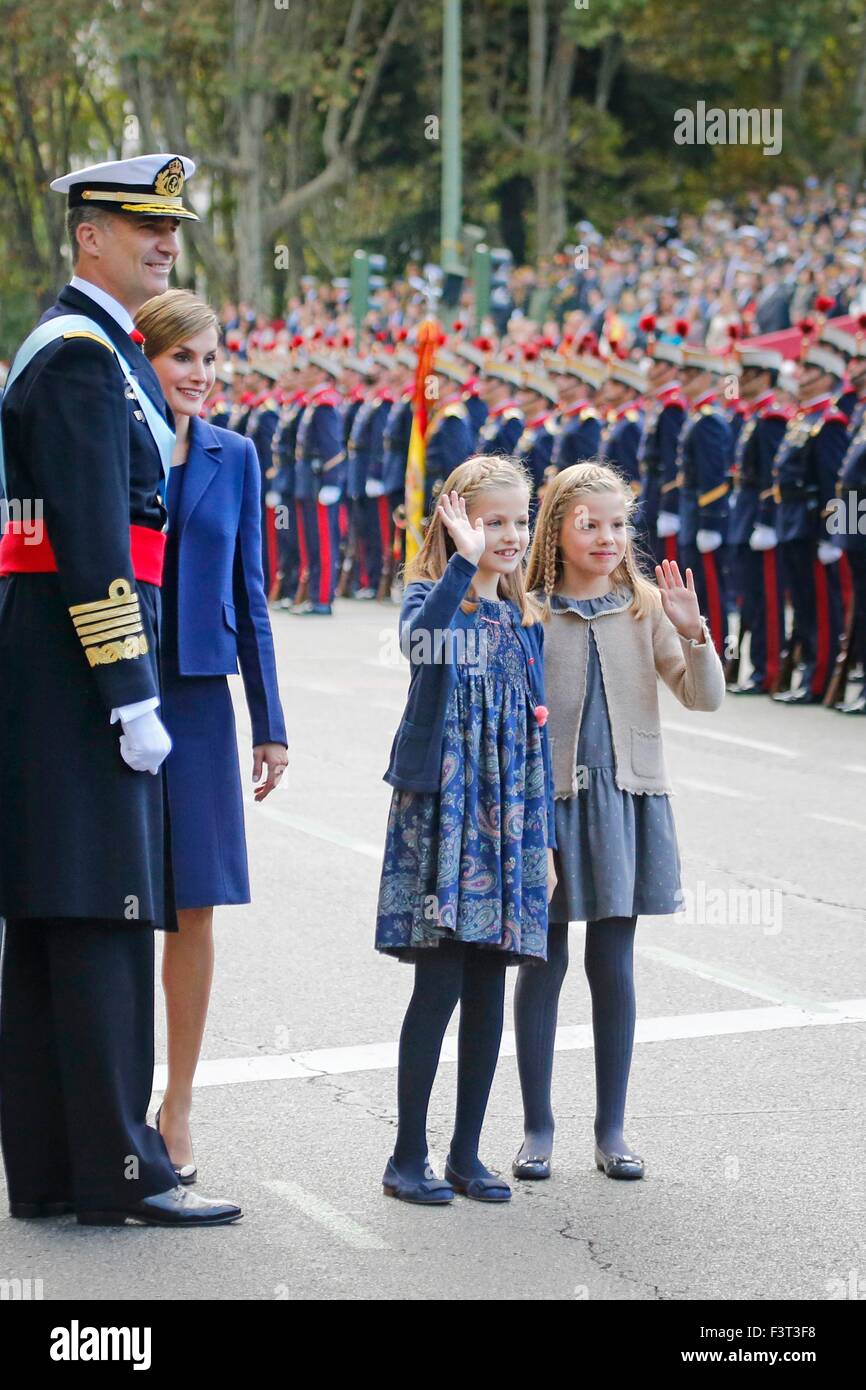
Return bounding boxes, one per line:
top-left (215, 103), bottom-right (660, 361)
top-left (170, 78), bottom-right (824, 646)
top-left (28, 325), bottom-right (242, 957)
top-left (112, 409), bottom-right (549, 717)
top-left (0, 523), bottom-right (166, 586)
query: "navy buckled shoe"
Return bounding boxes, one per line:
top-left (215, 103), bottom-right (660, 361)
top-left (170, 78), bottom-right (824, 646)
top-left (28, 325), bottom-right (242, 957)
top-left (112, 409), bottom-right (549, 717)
top-left (382, 1157), bottom-right (454, 1205)
top-left (594, 1143), bottom-right (645, 1180)
top-left (444, 1160), bottom-right (511, 1202)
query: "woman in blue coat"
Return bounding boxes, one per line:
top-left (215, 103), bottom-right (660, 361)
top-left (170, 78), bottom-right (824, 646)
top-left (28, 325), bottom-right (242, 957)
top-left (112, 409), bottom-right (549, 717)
top-left (136, 290), bottom-right (288, 1181)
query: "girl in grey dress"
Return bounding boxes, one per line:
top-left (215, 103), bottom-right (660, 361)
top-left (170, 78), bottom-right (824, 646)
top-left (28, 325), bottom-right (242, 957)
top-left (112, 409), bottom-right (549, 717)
top-left (513, 460), bottom-right (725, 1182)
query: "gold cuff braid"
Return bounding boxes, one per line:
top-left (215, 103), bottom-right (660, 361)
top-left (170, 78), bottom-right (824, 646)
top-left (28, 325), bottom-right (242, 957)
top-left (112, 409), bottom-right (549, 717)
top-left (69, 579), bottom-right (147, 666)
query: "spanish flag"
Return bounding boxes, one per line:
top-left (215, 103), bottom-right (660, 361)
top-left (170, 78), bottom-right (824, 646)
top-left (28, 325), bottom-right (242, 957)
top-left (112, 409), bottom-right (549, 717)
top-left (404, 319), bottom-right (440, 563)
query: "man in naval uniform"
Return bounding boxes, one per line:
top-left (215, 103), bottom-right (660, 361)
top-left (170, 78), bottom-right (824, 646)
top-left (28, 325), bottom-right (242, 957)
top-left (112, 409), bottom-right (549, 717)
top-left (0, 155), bottom-right (241, 1226)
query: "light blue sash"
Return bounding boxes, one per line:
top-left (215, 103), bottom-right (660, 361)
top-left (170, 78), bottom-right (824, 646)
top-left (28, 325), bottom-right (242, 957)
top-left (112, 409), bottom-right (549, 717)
top-left (0, 314), bottom-right (175, 497)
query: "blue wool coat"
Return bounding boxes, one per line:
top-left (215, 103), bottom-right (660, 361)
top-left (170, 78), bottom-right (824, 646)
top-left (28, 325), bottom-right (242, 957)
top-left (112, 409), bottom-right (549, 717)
top-left (382, 551), bottom-right (556, 847)
top-left (168, 414), bottom-right (286, 747)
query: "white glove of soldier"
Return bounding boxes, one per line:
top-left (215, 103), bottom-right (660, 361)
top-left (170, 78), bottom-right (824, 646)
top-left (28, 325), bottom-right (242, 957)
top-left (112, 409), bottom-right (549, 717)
top-left (696, 529), bottom-right (723, 553)
top-left (365, 477), bottom-right (385, 498)
top-left (317, 484), bottom-right (341, 506)
top-left (817, 541), bottom-right (843, 565)
top-left (656, 511), bottom-right (681, 538)
top-left (118, 709), bottom-right (172, 775)
top-left (749, 524), bottom-right (777, 551)
top-left (265, 489), bottom-right (282, 508)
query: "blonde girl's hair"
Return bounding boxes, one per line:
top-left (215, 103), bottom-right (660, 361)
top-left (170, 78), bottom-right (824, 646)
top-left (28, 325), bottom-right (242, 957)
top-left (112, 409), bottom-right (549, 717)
top-left (135, 288), bottom-right (220, 361)
top-left (404, 454), bottom-right (544, 626)
top-left (525, 460), bottom-right (660, 620)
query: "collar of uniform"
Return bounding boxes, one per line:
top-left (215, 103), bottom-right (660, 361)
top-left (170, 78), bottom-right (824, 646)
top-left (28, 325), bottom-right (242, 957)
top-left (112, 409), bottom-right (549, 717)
top-left (750, 389), bottom-right (775, 415)
top-left (68, 275), bottom-right (136, 335)
top-left (656, 380), bottom-right (682, 400)
top-left (615, 399), bottom-right (637, 420)
top-left (693, 389), bottom-right (716, 409)
top-left (526, 411), bottom-right (550, 429)
top-left (375, 387), bottom-right (395, 402)
top-left (291, 389), bottom-right (308, 405)
top-left (561, 400), bottom-right (590, 419)
top-left (801, 393), bottom-right (832, 413)
top-left (490, 399), bottom-right (518, 418)
top-left (309, 383), bottom-right (336, 405)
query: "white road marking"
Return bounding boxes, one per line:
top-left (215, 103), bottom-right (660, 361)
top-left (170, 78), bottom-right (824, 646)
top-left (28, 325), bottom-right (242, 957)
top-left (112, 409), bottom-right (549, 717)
top-left (662, 721), bottom-right (798, 759)
top-left (263, 1179), bottom-right (390, 1250)
top-left (254, 800), bottom-right (383, 860)
top-left (807, 811), bottom-right (866, 834)
top-left (634, 944), bottom-right (836, 1011)
top-left (154, 998), bottom-right (866, 1092)
top-left (846, 765), bottom-right (866, 776)
top-left (676, 777), bottom-right (758, 801)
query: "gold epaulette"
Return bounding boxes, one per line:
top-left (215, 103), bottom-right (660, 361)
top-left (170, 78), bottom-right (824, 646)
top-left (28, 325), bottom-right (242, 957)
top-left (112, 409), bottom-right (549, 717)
top-left (699, 404), bottom-right (716, 416)
top-left (625, 409), bottom-right (640, 423)
top-left (69, 579), bottom-right (148, 668)
top-left (503, 408), bottom-right (523, 421)
top-left (61, 330), bottom-right (114, 351)
top-left (544, 417), bottom-right (560, 435)
top-left (443, 403), bottom-right (468, 420)
top-left (579, 407), bottom-right (599, 422)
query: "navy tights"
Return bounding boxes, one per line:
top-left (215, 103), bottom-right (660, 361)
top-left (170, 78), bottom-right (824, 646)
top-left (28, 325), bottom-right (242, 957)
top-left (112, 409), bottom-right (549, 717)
top-left (513, 917), bottom-right (638, 1161)
top-left (392, 942), bottom-right (508, 1183)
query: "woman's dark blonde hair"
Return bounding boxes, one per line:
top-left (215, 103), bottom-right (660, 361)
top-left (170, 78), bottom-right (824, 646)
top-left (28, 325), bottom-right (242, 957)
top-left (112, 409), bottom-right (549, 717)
top-left (525, 460), bottom-right (659, 620)
top-left (135, 288), bottom-right (220, 361)
top-left (405, 454), bottom-right (543, 626)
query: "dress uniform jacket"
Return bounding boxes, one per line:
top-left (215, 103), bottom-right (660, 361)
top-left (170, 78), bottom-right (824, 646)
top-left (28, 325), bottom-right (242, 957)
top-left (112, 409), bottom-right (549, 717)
top-left (296, 389), bottom-right (344, 500)
top-left (676, 398), bottom-right (732, 547)
top-left (424, 400), bottom-right (474, 509)
top-left (773, 399), bottom-right (849, 544)
top-left (0, 283), bottom-right (173, 928)
top-left (728, 394), bottom-right (787, 546)
top-left (552, 403), bottom-right (601, 470)
top-left (600, 404), bottom-right (643, 487)
top-left (478, 401), bottom-right (524, 456)
top-left (382, 392), bottom-right (414, 495)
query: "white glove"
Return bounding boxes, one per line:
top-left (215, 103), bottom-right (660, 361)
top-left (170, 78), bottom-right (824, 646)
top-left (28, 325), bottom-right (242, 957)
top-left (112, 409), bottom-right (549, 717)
top-left (365, 477), bottom-right (385, 498)
top-left (118, 709), bottom-right (172, 775)
top-left (817, 541), bottom-right (843, 566)
top-left (696, 529), bottom-right (723, 553)
top-left (265, 489), bottom-right (282, 507)
top-left (317, 484), bottom-right (341, 506)
top-left (749, 524), bottom-right (777, 551)
top-left (657, 511), bottom-right (681, 538)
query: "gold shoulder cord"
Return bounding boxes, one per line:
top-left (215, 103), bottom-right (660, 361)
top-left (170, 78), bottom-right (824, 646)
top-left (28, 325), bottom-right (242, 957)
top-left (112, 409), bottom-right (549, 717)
top-left (68, 579), bottom-right (148, 667)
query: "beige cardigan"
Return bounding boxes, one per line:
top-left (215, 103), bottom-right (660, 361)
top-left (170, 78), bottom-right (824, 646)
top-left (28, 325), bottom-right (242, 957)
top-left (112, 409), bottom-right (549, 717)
top-left (541, 589), bottom-right (726, 797)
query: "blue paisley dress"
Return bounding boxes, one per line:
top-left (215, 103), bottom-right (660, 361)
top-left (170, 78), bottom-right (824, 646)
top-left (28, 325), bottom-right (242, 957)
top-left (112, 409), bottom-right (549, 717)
top-left (375, 597), bottom-right (550, 963)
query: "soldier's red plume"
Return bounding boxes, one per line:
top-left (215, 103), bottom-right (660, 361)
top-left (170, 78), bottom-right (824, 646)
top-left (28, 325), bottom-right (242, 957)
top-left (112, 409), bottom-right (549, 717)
top-left (726, 324), bottom-right (740, 340)
top-left (674, 318), bottom-right (690, 338)
top-left (291, 334), bottom-right (305, 348)
top-left (523, 345), bottom-right (539, 362)
top-left (796, 317), bottom-right (815, 336)
top-left (638, 314), bottom-right (656, 334)
top-left (452, 319), bottom-right (465, 333)
top-left (395, 327), bottom-right (408, 342)
top-left (858, 313), bottom-right (866, 333)
top-left (341, 332), bottom-right (353, 347)
top-left (814, 294), bottom-right (834, 314)
top-left (474, 336), bottom-right (494, 352)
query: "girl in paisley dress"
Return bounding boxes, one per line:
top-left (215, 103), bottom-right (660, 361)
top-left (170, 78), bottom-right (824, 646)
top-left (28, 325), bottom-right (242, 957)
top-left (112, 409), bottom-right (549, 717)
top-left (375, 456), bottom-right (557, 1205)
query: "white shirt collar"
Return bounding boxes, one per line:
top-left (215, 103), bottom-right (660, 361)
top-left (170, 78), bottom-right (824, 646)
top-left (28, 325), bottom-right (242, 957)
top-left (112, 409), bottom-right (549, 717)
top-left (69, 276), bottom-right (136, 335)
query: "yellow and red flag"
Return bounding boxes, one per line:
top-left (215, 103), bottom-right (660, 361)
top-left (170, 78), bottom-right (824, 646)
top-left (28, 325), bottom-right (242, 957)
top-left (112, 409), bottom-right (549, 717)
top-left (404, 319), bottom-right (441, 563)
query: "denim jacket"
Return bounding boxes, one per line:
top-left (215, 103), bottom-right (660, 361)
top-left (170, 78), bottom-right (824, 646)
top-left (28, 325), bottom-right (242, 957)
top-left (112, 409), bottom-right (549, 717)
top-left (382, 551), bottom-right (556, 848)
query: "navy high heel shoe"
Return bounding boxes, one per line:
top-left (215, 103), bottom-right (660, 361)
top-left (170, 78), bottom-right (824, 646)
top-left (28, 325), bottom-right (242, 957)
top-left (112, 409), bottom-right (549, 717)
top-left (155, 1104), bottom-right (198, 1186)
top-left (594, 1143), bottom-right (645, 1180)
top-left (382, 1157), bottom-right (454, 1205)
top-left (444, 1159), bottom-right (511, 1202)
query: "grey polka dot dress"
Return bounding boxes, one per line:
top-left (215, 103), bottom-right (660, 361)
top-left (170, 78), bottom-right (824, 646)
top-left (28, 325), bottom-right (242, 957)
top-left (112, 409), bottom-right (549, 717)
top-left (548, 590), bottom-right (683, 924)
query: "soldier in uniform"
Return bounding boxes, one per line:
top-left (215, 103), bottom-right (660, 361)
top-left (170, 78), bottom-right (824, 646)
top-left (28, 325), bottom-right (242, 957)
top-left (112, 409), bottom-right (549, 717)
top-left (379, 349), bottom-right (416, 598)
top-left (208, 362), bottom-right (232, 429)
top-left (242, 356), bottom-right (282, 593)
top-left (269, 369), bottom-right (306, 610)
top-left (514, 361), bottom-right (559, 521)
top-left (346, 357), bottom-right (394, 599)
top-left (726, 348), bottom-right (789, 694)
top-left (675, 347), bottom-right (736, 656)
top-left (636, 338), bottom-right (687, 568)
top-left (0, 154), bottom-right (240, 1226)
top-left (423, 352), bottom-right (475, 516)
top-left (832, 404), bottom-right (866, 713)
top-left (599, 358), bottom-right (645, 493)
top-left (292, 353), bottom-right (345, 615)
top-left (772, 345), bottom-right (850, 704)
top-left (476, 361), bottom-right (525, 456)
top-left (334, 354), bottom-right (372, 598)
top-left (546, 354), bottom-right (604, 471)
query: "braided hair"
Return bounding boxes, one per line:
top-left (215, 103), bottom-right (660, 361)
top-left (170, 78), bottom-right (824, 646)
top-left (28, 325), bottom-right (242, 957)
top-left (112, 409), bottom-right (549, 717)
top-left (525, 460), bottom-right (659, 621)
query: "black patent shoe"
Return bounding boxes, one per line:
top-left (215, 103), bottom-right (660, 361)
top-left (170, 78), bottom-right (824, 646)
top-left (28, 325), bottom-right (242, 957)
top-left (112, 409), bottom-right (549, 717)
top-left (512, 1151), bottom-right (551, 1180)
top-left (594, 1143), bottom-right (645, 1180)
top-left (77, 1185), bottom-right (242, 1227)
top-left (10, 1199), bottom-right (74, 1219)
top-left (155, 1104), bottom-right (197, 1185)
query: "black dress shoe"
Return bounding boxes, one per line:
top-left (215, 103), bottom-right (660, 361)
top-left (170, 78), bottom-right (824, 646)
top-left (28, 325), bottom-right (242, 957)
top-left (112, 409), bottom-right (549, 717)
top-left (10, 1199), bottom-right (74, 1219)
top-left (772, 687), bottom-right (819, 705)
top-left (512, 1152), bottom-right (551, 1180)
top-left (155, 1104), bottom-right (197, 1185)
top-left (76, 1185), bottom-right (242, 1227)
top-left (594, 1144), bottom-right (645, 1180)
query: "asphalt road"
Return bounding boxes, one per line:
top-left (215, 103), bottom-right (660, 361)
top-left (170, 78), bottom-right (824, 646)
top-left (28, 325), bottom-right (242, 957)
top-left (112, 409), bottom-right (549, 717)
top-left (2, 594), bottom-right (865, 1302)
